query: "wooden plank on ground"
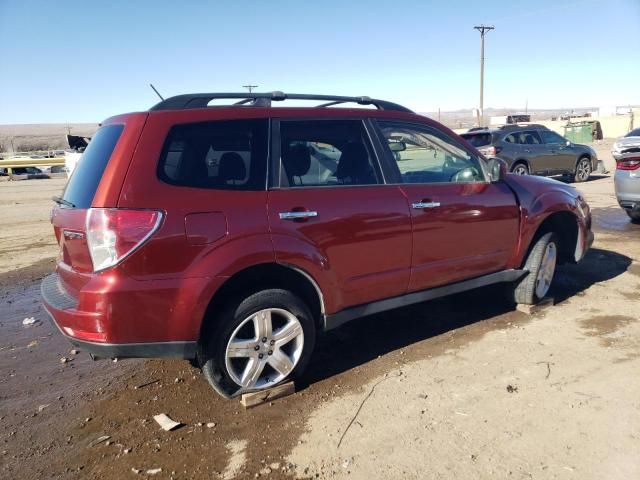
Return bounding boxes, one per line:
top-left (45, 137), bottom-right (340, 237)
top-left (516, 297), bottom-right (554, 315)
top-left (241, 381), bottom-right (295, 409)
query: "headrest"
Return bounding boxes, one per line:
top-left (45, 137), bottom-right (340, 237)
top-left (283, 143), bottom-right (311, 177)
top-left (219, 152), bottom-right (246, 181)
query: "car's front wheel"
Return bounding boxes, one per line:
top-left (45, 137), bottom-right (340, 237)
top-left (573, 157), bottom-right (592, 182)
top-left (199, 289), bottom-right (316, 398)
top-left (511, 232), bottom-right (558, 305)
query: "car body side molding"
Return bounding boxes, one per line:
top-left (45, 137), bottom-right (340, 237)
top-left (323, 269), bottom-right (527, 331)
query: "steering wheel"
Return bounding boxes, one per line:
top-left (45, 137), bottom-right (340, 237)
top-left (449, 166), bottom-right (480, 183)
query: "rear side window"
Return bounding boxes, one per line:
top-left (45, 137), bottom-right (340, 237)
top-left (158, 120), bottom-right (268, 190)
top-left (62, 124), bottom-right (123, 208)
top-left (461, 132), bottom-right (492, 147)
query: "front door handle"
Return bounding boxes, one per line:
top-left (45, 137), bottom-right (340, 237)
top-left (279, 211), bottom-right (318, 220)
top-left (412, 201), bottom-right (440, 209)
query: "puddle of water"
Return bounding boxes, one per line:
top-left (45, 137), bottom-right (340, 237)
top-left (580, 315), bottom-right (634, 337)
top-left (591, 207), bottom-right (640, 233)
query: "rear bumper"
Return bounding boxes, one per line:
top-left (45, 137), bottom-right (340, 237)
top-left (614, 170), bottom-right (640, 208)
top-left (41, 272), bottom-right (221, 359)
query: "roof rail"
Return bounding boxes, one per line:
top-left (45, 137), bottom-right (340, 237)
top-left (149, 91), bottom-right (413, 113)
top-left (497, 123), bottom-right (547, 129)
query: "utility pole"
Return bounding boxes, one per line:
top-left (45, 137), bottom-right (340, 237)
top-left (474, 25), bottom-right (494, 127)
top-left (242, 84), bottom-right (258, 93)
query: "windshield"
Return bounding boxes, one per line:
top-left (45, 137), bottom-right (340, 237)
top-left (625, 128), bottom-right (640, 138)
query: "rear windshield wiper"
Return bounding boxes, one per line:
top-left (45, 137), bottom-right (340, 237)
top-left (52, 196), bottom-right (75, 208)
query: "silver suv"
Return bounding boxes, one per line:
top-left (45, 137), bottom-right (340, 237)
top-left (462, 125), bottom-right (597, 182)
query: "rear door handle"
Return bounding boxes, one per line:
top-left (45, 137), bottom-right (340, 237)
top-left (412, 201), bottom-right (440, 209)
top-left (279, 211), bottom-right (318, 220)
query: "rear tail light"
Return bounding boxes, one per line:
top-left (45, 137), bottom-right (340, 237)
top-left (86, 208), bottom-right (163, 272)
top-left (616, 158), bottom-right (640, 171)
top-left (479, 146), bottom-right (502, 156)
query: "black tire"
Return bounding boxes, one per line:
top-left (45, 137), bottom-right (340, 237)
top-left (627, 210), bottom-right (640, 224)
top-left (511, 232), bottom-right (558, 305)
top-left (512, 162), bottom-right (529, 175)
top-left (198, 289), bottom-right (316, 398)
top-left (573, 156), bottom-right (592, 183)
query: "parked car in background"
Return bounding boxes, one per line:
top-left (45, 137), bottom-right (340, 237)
top-left (42, 92), bottom-right (593, 398)
top-left (461, 124), bottom-right (597, 182)
top-left (10, 167), bottom-right (44, 175)
top-left (613, 128), bottom-right (640, 223)
top-left (612, 128), bottom-right (640, 160)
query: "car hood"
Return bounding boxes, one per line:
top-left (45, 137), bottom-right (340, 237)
top-left (504, 173), bottom-right (581, 204)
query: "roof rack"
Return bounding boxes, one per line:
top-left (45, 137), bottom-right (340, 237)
top-left (149, 91), bottom-right (413, 113)
top-left (497, 123), bottom-right (546, 129)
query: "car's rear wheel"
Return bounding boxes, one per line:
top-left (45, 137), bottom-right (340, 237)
top-left (199, 289), bottom-right (316, 398)
top-left (512, 162), bottom-right (529, 175)
top-left (626, 210), bottom-right (640, 224)
top-left (511, 232), bottom-right (558, 305)
top-left (573, 157), bottom-right (592, 182)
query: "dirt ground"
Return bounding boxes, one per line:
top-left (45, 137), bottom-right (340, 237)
top-left (1, 140), bottom-right (638, 479)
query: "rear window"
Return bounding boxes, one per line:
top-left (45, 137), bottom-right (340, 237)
top-left (62, 124), bottom-right (124, 208)
top-left (158, 119), bottom-right (268, 190)
top-left (461, 132), bottom-right (492, 147)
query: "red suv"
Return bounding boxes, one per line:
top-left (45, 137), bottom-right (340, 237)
top-left (42, 92), bottom-right (594, 398)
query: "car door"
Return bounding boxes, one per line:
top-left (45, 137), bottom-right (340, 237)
top-left (539, 129), bottom-right (575, 173)
top-left (374, 120), bottom-right (520, 292)
top-left (514, 129), bottom-right (549, 173)
top-left (267, 118), bottom-right (412, 311)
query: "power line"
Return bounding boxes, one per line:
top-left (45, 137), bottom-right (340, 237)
top-left (474, 25), bottom-right (494, 127)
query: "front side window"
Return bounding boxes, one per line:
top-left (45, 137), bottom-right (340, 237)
top-left (278, 120), bottom-right (380, 187)
top-left (540, 130), bottom-right (567, 145)
top-left (378, 121), bottom-right (486, 184)
top-left (158, 119), bottom-right (268, 190)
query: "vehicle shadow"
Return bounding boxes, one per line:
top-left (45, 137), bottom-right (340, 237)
top-left (300, 247), bottom-right (631, 388)
top-left (555, 174), bottom-right (609, 184)
top-left (553, 247), bottom-right (632, 303)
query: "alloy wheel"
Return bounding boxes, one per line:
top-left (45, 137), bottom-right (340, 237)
top-left (576, 159), bottom-right (591, 181)
top-left (513, 164), bottom-right (528, 175)
top-left (224, 308), bottom-right (304, 390)
top-left (535, 242), bottom-right (557, 299)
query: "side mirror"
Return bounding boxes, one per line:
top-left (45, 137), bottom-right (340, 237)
top-left (388, 140), bottom-right (407, 152)
top-left (486, 157), bottom-right (508, 182)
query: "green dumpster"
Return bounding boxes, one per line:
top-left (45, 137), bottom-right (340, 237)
top-left (563, 122), bottom-right (593, 144)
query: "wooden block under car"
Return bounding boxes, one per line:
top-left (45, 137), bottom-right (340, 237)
top-left (516, 297), bottom-right (554, 315)
top-left (240, 381), bottom-right (295, 408)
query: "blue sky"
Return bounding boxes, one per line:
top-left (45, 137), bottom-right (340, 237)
top-left (0, 0), bottom-right (638, 123)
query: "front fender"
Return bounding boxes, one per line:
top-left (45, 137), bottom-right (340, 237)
top-left (506, 180), bottom-right (589, 267)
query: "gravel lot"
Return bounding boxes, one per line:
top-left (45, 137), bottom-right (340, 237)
top-left (1, 141), bottom-right (638, 479)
